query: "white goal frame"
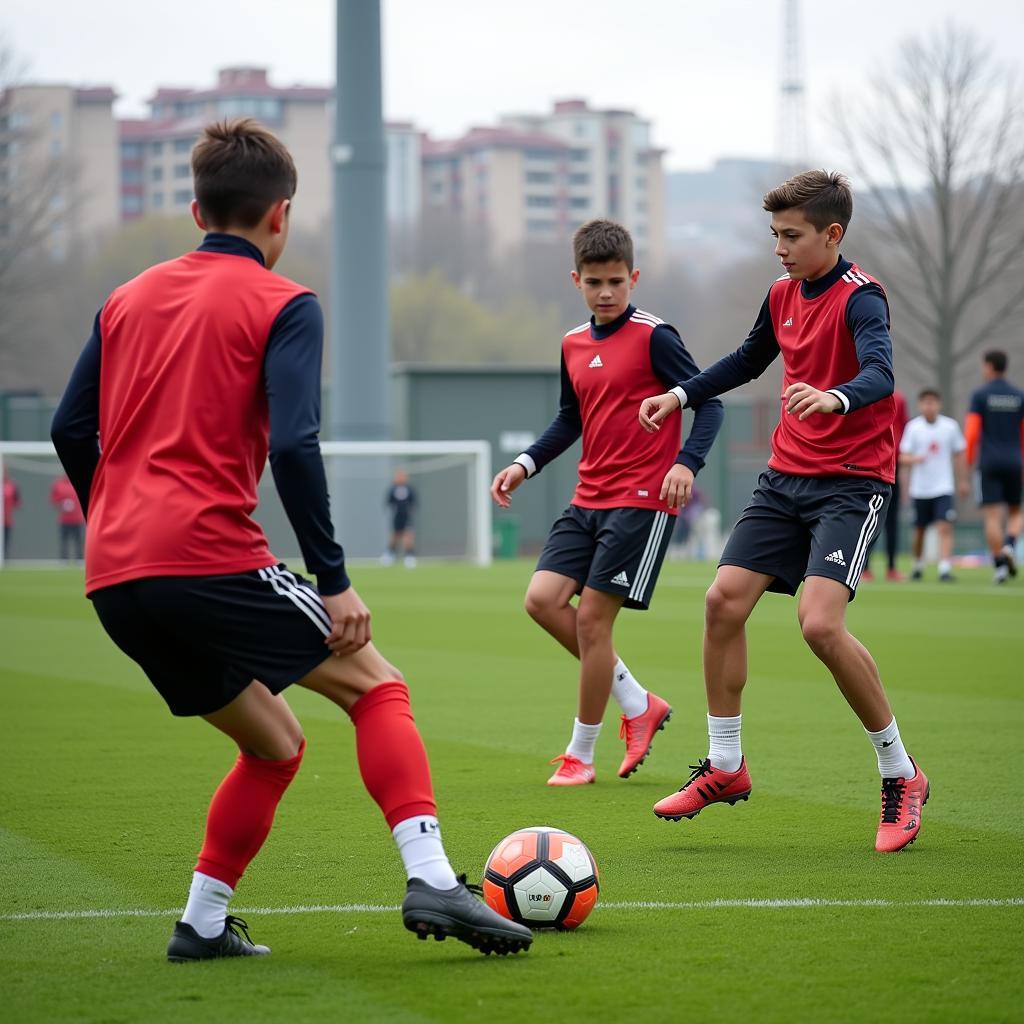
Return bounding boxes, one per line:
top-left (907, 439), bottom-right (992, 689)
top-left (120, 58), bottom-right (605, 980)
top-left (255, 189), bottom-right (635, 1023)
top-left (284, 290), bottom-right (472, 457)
top-left (0, 439), bottom-right (493, 568)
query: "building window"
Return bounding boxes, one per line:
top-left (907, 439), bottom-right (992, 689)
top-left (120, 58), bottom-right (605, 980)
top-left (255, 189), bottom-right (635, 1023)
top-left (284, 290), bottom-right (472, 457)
top-left (50, 111), bottom-right (63, 131)
top-left (525, 171), bottom-right (553, 184)
top-left (122, 167), bottom-right (143, 185)
top-left (174, 163), bottom-right (190, 179)
top-left (215, 97), bottom-right (282, 120)
top-left (150, 141), bottom-right (164, 155)
top-left (569, 148), bottom-right (589, 162)
top-left (569, 172), bottom-right (590, 185)
top-left (122, 194), bottom-right (143, 214)
top-left (526, 195), bottom-right (555, 208)
top-left (173, 137), bottom-right (193, 153)
top-left (570, 197), bottom-right (589, 209)
top-left (636, 200), bottom-right (648, 214)
top-left (50, 138), bottom-right (62, 157)
top-left (173, 189), bottom-right (192, 205)
top-left (635, 175), bottom-right (647, 190)
top-left (151, 166), bottom-right (164, 182)
top-left (121, 141), bottom-right (144, 159)
top-left (152, 192), bottom-right (164, 208)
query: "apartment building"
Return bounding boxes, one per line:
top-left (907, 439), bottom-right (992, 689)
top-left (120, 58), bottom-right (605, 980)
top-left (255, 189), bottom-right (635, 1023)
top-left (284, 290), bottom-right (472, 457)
top-left (423, 99), bottom-right (666, 268)
top-left (0, 84), bottom-right (119, 254)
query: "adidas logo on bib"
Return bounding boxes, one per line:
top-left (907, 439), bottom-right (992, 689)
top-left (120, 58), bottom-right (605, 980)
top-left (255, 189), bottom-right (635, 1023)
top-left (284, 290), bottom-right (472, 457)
top-left (825, 549), bottom-right (847, 567)
top-left (589, 354), bottom-right (603, 368)
top-left (610, 570), bottom-right (630, 586)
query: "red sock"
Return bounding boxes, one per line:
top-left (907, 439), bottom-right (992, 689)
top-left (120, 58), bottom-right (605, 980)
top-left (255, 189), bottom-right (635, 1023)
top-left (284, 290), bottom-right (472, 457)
top-left (194, 739), bottom-right (305, 887)
top-left (348, 681), bottom-right (437, 828)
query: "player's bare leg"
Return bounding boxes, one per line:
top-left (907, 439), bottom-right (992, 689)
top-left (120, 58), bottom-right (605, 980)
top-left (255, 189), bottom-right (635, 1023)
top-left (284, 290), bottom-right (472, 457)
top-left (653, 566), bottom-right (769, 821)
top-left (575, 587), bottom-right (624, 724)
top-left (797, 575), bottom-right (927, 851)
top-left (524, 570), bottom-right (582, 656)
top-left (936, 520), bottom-right (955, 580)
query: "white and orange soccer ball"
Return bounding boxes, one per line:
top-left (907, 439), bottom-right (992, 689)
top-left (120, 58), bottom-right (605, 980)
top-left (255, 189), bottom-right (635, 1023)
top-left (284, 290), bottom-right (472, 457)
top-left (483, 826), bottom-right (599, 930)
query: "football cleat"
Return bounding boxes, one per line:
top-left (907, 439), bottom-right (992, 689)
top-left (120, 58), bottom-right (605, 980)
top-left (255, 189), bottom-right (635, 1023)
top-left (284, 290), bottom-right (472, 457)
top-left (875, 759), bottom-right (930, 853)
top-left (653, 758), bottom-right (752, 820)
top-left (994, 564), bottom-right (1009, 585)
top-left (402, 875), bottom-right (533, 955)
top-left (618, 692), bottom-right (672, 778)
top-left (167, 915), bottom-right (270, 962)
top-left (546, 753), bottom-right (595, 786)
top-left (910, 568), bottom-right (924, 581)
top-left (861, 568), bottom-right (875, 582)
top-left (1001, 545), bottom-right (1018, 577)
top-left (885, 568), bottom-right (907, 582)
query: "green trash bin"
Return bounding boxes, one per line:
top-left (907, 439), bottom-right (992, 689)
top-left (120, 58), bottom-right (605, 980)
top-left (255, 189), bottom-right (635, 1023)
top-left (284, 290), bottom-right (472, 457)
top-left (493, 515), bottom-right (521, 559)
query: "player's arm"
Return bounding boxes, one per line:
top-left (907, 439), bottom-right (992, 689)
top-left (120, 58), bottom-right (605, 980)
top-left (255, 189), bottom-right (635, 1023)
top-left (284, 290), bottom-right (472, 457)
top-left (50, 311), bottom-right (103, 517)
top-left (491, 352), bottom-right (581, 507)
top-left (822, 286), bottom-right (895, 415)
top-left (953, 422), bottom-right (970, 496)
top-left (640, 294), bottom-right (780, 430)
top-left (265, 295), bottom-right (370, 654)
top-left (898, 425), bottom-right (923, 466)
top-left (649, 324), bottom-right (725, 507)
top-left (964, 390), bottom-right (984, 466)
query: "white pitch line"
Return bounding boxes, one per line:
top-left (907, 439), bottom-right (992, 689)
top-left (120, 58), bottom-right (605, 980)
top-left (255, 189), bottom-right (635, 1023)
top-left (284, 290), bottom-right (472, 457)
top-left (2, 897), bottom-right (1022, 922)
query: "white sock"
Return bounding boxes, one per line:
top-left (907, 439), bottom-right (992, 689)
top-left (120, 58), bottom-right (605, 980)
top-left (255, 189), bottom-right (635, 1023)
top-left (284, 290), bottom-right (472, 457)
top-left (566, 718), bottom-right (602, 764)
top-left (392, 815), bottom-right (458, 890)
top-left (707, 714), bottom-right (742, 772)
top-left (912, 559), bottom-right (924, 572)
top-left (938, 559), bottom-right (951, 576)
top-left (866, 718), bottom-right (915, 780)
top-left (181, 871), bottom-right (233, 939)
top-left (611, 658), bottom-right (649, 719)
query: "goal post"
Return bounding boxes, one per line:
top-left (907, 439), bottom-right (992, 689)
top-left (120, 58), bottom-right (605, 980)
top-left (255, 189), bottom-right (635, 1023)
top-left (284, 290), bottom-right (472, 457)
top-left (0, 439), bottom-right (493, 569)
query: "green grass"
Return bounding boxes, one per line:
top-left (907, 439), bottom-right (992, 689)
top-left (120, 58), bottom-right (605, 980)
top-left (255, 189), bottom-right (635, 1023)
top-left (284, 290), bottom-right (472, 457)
top-left (1, 561), bottom-right (1022, 1023)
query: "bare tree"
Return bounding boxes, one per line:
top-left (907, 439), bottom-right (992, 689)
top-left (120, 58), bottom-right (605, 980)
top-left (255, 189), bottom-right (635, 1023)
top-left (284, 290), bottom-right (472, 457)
top-left (836, 24), bottom-right (1024, 407)
top-left (0, 38), bottom-right (76, 386)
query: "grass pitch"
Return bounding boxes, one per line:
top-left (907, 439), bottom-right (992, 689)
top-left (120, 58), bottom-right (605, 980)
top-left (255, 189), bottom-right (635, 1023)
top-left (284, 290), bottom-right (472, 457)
top-left (1, 560), bottom-right (1022, 1023)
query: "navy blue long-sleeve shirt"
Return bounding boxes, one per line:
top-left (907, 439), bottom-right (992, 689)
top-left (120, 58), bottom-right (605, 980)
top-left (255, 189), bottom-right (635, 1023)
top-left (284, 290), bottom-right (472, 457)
top-left (51, 233), bottom-right (349, 594)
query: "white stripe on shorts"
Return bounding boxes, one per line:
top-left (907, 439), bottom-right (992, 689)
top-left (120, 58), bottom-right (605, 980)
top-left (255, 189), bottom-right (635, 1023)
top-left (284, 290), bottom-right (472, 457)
top-left (845, 494), bottom-right (885, 588)
top-left (629, 511), bottom-right (669, 602)
top-left (258, 566), bottom-right (332, 636)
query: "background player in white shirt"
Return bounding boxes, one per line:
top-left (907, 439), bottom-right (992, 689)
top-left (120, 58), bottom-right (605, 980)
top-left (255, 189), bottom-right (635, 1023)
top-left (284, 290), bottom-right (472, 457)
top-left (899, 389), bottom-right (968, 581)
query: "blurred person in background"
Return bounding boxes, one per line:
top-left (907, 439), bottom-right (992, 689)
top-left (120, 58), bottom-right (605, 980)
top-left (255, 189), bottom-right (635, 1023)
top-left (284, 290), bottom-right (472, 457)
top-left (50, 474), bottom-right (85, 562)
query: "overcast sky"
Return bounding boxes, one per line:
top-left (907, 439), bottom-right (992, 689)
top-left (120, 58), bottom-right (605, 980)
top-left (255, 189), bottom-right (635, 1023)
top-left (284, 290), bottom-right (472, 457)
top-left (5, 1), bottom-right (1023, 171)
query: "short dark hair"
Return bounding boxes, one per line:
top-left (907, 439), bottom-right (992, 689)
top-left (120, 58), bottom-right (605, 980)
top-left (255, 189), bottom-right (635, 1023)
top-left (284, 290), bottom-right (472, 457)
top-left (192, 119), bottom-right (297, 229)
top-left (573, 219), bottom-right (634, 271)
top-left (984, 349), bottom-right (1008, 374)
top-left (918, 388), bottom-right (941, 401)
top-left (763, 169), bottom-right (853, 233)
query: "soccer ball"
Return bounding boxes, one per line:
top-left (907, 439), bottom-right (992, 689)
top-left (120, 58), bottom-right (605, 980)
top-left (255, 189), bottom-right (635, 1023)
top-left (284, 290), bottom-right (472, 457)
top-left (482, 826), bottom-right (599, 929)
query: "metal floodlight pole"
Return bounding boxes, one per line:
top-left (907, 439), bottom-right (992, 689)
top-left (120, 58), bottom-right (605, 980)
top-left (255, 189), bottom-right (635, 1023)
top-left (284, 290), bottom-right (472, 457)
top-left (329, 0), bottom-right (390, 442)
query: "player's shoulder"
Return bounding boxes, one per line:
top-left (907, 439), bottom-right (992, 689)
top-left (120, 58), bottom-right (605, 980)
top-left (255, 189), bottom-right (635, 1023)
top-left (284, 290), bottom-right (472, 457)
top-left (563, 320), bottom-right (591, 340)
top-left (629, 308), bottom-right (666, 329)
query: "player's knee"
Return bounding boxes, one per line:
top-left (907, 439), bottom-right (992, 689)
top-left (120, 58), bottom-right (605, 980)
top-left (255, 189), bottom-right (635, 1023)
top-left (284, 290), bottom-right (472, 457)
top-left (705, 583), bottom-right (743, 631)
top-left (800, 614), bottom-right (843, 657)
top-left (575, 605), bottom-right (611, 650)
top-left (524, 587), bottom-right (554, 623)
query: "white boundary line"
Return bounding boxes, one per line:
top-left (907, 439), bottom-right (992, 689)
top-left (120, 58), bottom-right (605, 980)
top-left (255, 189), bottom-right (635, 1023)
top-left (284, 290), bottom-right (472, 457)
top-left (3, 898), bottom-right (1022, 922)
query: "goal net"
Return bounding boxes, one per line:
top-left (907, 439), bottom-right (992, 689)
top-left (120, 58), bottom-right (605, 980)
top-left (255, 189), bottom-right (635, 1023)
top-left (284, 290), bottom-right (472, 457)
top-left (0, 440), bottom-right (493, 568)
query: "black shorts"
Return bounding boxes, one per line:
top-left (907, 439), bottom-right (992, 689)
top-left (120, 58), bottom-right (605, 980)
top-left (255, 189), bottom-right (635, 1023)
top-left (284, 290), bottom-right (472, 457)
top-left (392, 510), bottom-right (412, 532)
top-left (720, 469), bottom-right (891, 600)
top-left (979, 466), bottom-right (1022, 507)
top-left (913, 494), bottom-right (956, 528)
top-left (89, 564), bottom-right (332, 717)
top-left (536, 505), bottom-right (675, 610)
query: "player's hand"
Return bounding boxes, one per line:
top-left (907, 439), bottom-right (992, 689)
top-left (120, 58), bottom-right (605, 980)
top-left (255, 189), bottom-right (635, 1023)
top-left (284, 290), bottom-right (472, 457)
top-left (321, 586), bottom-right (372, 657)
top-left (490, 464), bottom-right (527, 508)
top-left (660, 464), bottom-right (695, 509)
top-left (783, 382), bottom-right (842, 420)
top-left (639, 392), bottom-right (681, 433)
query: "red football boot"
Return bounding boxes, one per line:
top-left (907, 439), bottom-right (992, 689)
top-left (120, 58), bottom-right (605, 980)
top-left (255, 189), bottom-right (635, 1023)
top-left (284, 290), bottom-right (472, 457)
top-left (618, 692), bottom-right (672, 778)
top-left (875, 759), bottom-right (930, 853)
top-left (653, 758), bottom-right (751, 820)
top-left (547, 754), bottom-right (595, 787)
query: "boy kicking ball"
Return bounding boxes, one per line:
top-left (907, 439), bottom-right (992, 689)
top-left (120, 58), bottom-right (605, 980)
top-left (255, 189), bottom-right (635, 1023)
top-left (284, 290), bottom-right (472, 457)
top-left (639, 171), bottom-right (929, 852)
top-left (491, 219), bottom-right (723, 786)
top-left (51, 119), bottom-right (532, 960)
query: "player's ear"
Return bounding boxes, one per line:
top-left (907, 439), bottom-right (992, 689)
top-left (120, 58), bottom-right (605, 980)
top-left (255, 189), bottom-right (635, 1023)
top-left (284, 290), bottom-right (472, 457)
top-left (826, 222), bottom-right (844, 248)
top-left (269, 198), bottom-right (290, 235)
top-left (630, 268), bottom-right (640, 288)
top-left (190, 199), bottom-right (208, 232)
top-left (571, 270), bottom-right (582, 289)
